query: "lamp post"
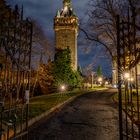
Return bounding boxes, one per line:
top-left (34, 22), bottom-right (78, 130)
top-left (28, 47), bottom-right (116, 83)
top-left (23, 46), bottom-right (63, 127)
top-left (124, 72), bottom-right (130, 79)
top-left (124, 72), bottom-right (130, 89)
top-left (112, 68), bottom-right (116, 85)
top-left (98, 77), bottom-right (103, 85)
top-left (123, 72), bottom-right (132, 103)
top-left (60, 85), bottom-right (66, 92)
top-left (105, 81), bottom-right (109, 85)
top-left (91, 72), bottom-right (94, 88)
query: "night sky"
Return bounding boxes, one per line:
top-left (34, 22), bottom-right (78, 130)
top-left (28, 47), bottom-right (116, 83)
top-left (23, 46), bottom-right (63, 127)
top-left (7, 0), bottom-right (112, 77)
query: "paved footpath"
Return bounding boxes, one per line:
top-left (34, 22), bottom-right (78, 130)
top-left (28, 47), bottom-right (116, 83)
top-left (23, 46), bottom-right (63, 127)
top-left (28, 89), bottom-right (119, 140)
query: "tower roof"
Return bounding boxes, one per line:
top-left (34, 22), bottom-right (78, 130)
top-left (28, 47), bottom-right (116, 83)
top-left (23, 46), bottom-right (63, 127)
top-left (56, 10), bottom-right (60, 17)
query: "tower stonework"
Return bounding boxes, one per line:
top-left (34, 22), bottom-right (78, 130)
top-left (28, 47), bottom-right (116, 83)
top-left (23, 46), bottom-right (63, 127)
top-left (54, 0), bottom-right (78, 70)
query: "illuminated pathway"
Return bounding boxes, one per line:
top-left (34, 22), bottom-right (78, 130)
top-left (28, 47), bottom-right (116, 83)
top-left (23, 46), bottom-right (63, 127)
top-left (28, 89), bottom-right (119, 140)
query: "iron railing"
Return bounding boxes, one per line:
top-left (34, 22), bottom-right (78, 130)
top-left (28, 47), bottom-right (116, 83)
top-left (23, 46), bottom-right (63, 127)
top-left (116, 6), bottom-right (140, 140)
top-left (0, 5), bottom-right (32, 140)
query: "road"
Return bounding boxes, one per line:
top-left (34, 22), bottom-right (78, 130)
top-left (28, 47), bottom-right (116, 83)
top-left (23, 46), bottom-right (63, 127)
top-left (28, 89), bottom-right (119, 140)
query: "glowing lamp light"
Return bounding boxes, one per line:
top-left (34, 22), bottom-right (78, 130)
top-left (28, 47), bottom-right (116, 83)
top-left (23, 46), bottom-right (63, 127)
top-left (124, 72), bottom-right (130, 79)
top-left (113, 84), bottom-right (117, 88)
top-left (63, 6), bottom-right (68, 13)
top-left (98, 77), bottom-right (102, 82)
top-left (60, 85), bottom-right (66, 91)
top-left (98, 77), bottom-right (103, 85)
top-left (128, 78), bottom-right (134, 82)
top-left (105, 81), bottom-right (109, 85)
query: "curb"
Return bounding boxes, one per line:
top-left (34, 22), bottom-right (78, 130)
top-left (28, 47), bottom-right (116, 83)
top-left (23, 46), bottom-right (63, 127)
top-left (4, 93), bottom-right (82, 140)
top-left (28, 94), bottom-right (79, 128)
top-left (27, 89), bottom-right (107, 129)
top-left (16, 91), bottom-right (89, 135)
top-left (10, 89), bottom-right (106, 139)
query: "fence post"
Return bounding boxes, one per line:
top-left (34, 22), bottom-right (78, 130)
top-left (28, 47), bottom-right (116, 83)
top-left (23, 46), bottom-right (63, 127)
top-left (116, 15), bottom-right (123, 140)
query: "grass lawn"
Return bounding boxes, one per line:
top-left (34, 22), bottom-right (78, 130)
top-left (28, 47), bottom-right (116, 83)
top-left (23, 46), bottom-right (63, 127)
top-left (29, 87), bottom-right (108, 119)
top-left (29, 89), bottom-right (89, 119)
top-left (90, 87), bottom-right (108, 91)
top-left (2, 87), bottom-right (107, 128)
top-left (1, 87), bottom-right (108, 139)
top-left (114, 89), bottom-right (140, 121)
top-left (114, 89), bottom-right (140, 102)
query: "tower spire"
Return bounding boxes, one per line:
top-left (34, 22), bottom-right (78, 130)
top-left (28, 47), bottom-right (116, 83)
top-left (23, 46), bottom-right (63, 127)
top-left (63, 0), bottom-right (71, 4)
top-left (63, 0), bottom-right (71, 8)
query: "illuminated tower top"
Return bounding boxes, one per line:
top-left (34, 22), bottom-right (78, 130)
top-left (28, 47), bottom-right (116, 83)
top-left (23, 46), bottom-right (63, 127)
top-left (56, 0), bottom-right (76, 17)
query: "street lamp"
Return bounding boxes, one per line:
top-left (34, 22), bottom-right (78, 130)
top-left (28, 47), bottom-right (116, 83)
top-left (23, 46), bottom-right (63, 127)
top-left (124, 72), bottom-right (130, 79)
top-left (123, 72), bottom-right (133, 103)
top-left (91, 72), bottom-right (94, 88)
top-left (61, 85), bottom-right (65, 90)
top-left (98, 77), bottom-right (102, 82)
top-left (60, 85), bottom-right (66, 92)
top-left (128, 78), bottom-right (134, 82)
top-left (98, 77), bottom-right (103, 85)
top-left (105, 81), bottom-right (109, 85)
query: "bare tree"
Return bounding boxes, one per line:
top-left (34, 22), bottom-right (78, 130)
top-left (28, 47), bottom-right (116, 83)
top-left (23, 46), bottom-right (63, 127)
top-left (80, 0), bottom-right (131, 59)
top-left (30, 20), bottom-right (54, 95)
top-left (31, 20), bottom-right (54, 66)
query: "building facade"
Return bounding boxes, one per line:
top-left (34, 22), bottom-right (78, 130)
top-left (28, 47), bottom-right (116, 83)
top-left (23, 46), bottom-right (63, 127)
top-left (112, 43), bottom-right (140, 86)
top-left (54, 0), bottom-right (78, 70)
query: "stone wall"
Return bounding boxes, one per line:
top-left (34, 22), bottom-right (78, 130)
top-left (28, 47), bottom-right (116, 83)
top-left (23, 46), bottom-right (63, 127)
top-left (54, 16), bottom-right (78, 71)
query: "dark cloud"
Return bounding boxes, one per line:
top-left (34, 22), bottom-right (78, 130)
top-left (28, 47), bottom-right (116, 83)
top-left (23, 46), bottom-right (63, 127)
top-left (7, 0), bottom-right (88, 37)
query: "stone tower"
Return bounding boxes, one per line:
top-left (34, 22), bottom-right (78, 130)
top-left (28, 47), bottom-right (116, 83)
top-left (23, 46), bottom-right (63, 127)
top-left (54, 0), bottom-right (78, 70)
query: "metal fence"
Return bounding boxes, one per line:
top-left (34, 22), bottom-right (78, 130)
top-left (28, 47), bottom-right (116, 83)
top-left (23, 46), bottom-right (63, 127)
top-left (116, 6), bottom-right (140, 140)
top-left (0, 5), bottom-right (32, 140)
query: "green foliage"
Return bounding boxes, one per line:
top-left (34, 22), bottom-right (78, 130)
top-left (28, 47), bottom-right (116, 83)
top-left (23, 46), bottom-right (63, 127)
top-left (35, 48), bottom-right (83, 94)
top-left (74, 70), bottom-right (83, 87)
top-left (53, 48), bottom-right (81, 88)
top-left (97, 65), bottom-right (102, 77)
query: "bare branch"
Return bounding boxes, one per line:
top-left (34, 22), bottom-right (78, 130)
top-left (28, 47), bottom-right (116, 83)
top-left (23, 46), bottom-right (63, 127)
top-left (79, 26), bottom-right (113, 58)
